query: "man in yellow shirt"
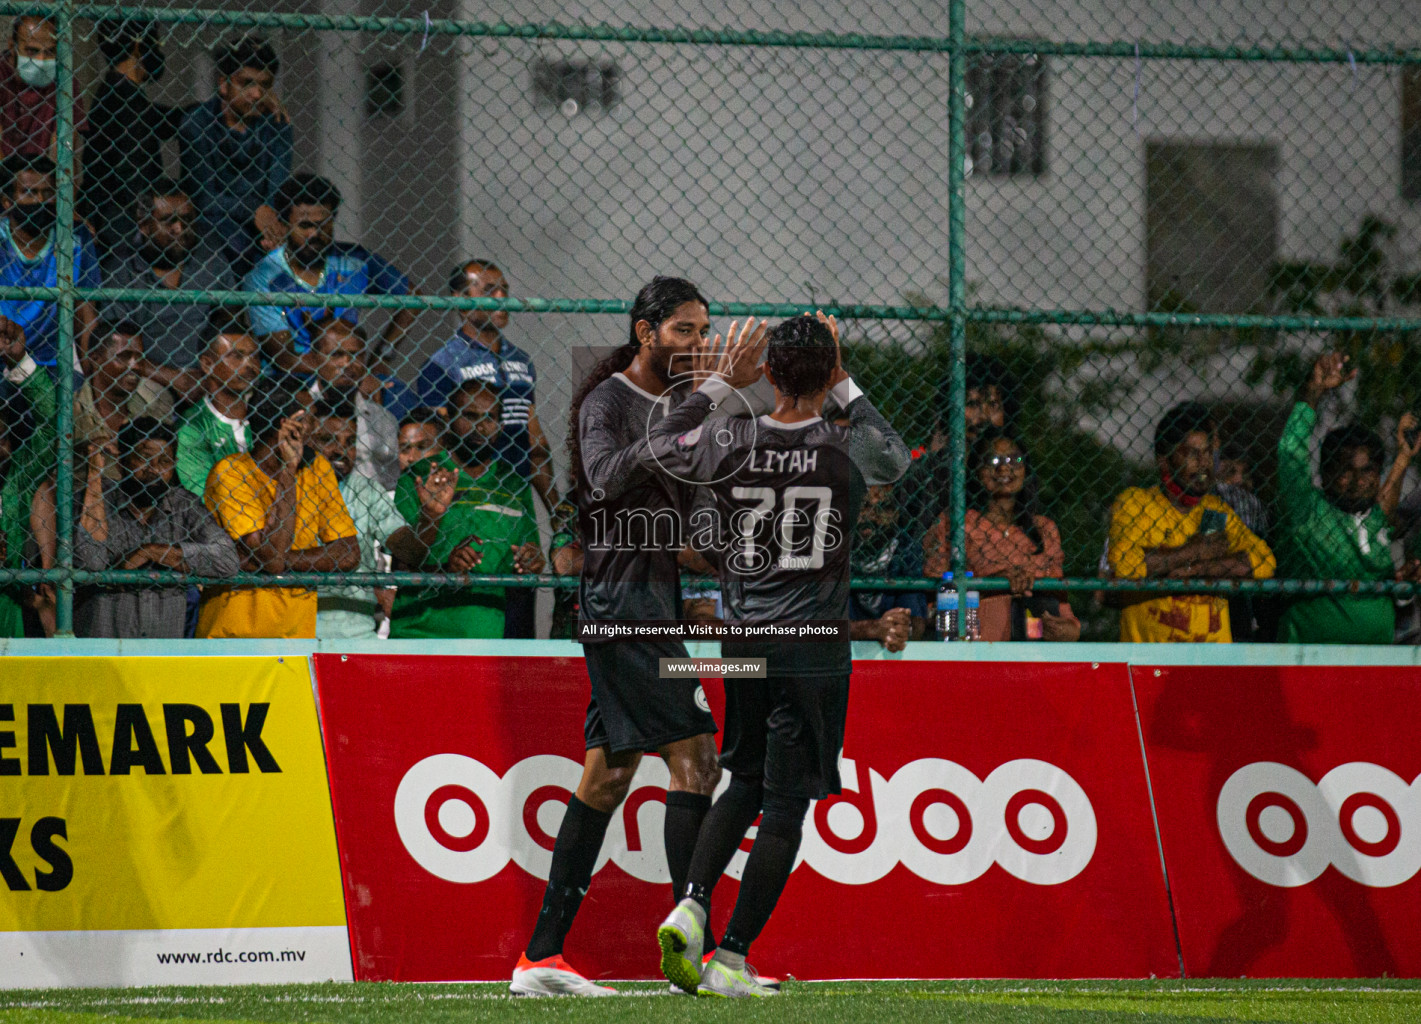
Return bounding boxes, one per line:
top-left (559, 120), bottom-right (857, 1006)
top-left (198, 398), bottom-right (359, 637)
top-left (1108, 402), bottom-right (1275, 642)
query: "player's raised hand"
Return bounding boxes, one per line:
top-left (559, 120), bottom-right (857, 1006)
top-left (816, 309), bottom-right (849, 387)
top-left (689, 325), bottom-right (727, 383)
top-left (710, 316), bottom-right (768, 390)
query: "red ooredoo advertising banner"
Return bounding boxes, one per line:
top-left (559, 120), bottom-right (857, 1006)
top-left (1135, 664), bottom-right (1421, 978)
top-left (312, 654), bottom-right (1178, 981)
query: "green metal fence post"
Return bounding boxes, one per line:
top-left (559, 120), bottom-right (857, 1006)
top-left (947, 0), bottom-right (968, 636)
top-left (52, 0), bottom-right (76, 636)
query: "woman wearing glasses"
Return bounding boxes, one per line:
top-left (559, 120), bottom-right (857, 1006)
top-left (923, 429), bottom-right (1080, 641)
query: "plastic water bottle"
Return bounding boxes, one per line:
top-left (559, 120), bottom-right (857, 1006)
top-left (935, 572), bottom-right (959, 641)
top-left (964, 571), bottom-right (982, 641)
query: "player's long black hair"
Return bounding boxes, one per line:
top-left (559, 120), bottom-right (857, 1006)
top-left (765, 315), bottom-right (837, 400)
top-left (566, 276), bottom-right (708, 499)
top-left (966, 428), bottom-right (1045, 554)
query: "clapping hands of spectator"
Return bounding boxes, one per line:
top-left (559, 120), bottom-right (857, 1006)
top-left (877, 606), bottom-right (911, 652)
top-left (1007, 566), bottom-right (1036, 597)
top-left (446, 535), bottom-right (483, 573)
top-left (415, 466), bottom-right (458, 520)
top-left (512, 542), bottom-right (545, 575)
top-left (275, 412), bottom-right (307, 475)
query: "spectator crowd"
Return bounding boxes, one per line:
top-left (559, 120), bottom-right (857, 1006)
top-left (0, 20), bottom-right (1416, 646)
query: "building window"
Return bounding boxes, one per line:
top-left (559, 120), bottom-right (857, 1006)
top-left (366, 63), bottom-right (405, 118)
top-left (965, 50), bottom-right (1046, 177)
top-left (531, 58), bottom-right (620, 116)
top-left (1403, 68), bottom-right (1421, 202)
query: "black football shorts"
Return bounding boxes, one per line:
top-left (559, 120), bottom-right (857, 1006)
top-left (583, 640), bottom-right (718, 753)
top-left (718, 673), bottom-right (850, 801)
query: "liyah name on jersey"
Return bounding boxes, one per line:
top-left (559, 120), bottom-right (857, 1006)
top-left (747, 448), bottom-right (819, 474)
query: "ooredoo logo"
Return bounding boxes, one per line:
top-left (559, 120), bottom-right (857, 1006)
top-left (394, 753), bottom-right (1096, 887)
top-left (1218, 761), bottom-right (1421, 888)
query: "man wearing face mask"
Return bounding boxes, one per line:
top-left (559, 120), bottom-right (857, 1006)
top-left (1108, 401), bottom-right (1275, 642)
top-left (0, 14), bottom-right (89, 164)
top-left (72, 417), bottom-right (238, 638)
top-left (0, 155), bottom-right (99, 368)
top-left (389, 378), bottom-right (543, 639)
top-left (1275, 352), bottom-right (1421, 644)
top-left (310, 395), bottom-right (454, 640)
top-left (85, 19), bottom-right (180, 253)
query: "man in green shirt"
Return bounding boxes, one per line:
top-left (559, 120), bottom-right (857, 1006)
top-left (390, 379), bottom-right (544, 638)
top-left (0, 318), bottom-right (54, 635)
top-left (174, 309), bottom-right (261, 495)
top-left (1276, 352), bottom-right (1411, 644)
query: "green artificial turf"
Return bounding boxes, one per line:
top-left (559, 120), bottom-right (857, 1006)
top-left (2, 980), bottom-right (1420, 1024)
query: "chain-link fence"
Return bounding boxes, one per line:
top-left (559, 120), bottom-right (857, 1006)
top-left (1, 0), bottom-right (1419, 642)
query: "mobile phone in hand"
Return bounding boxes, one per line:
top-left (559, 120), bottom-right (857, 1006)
top-left (1199, 509), bottom-right (1227, 535)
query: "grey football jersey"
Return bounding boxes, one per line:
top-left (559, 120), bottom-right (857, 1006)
top-left (645, 377), bottom-right (910, 674)
top-left (576, 372), bottom-right (696, 625)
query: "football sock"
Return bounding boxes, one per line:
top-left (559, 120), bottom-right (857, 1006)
top-left (525, 796), bottom-right (612, 960)
top-left (663, 791), bottom-right (711, 910)
top-left (685, 774), bottom-right (764, 915)
top-left (710, 948), bottom-right (746, 972)
top-left (720, 792), bottom-right (808, 956)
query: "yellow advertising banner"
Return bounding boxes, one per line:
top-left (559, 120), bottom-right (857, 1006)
top-left (0, 657), bottom-right (351, 986)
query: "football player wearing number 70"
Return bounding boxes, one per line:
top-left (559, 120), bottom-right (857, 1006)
top-left (643, 311), bottom-right (910, 997)
top-left (508, 279), bottom-right (768, 997)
